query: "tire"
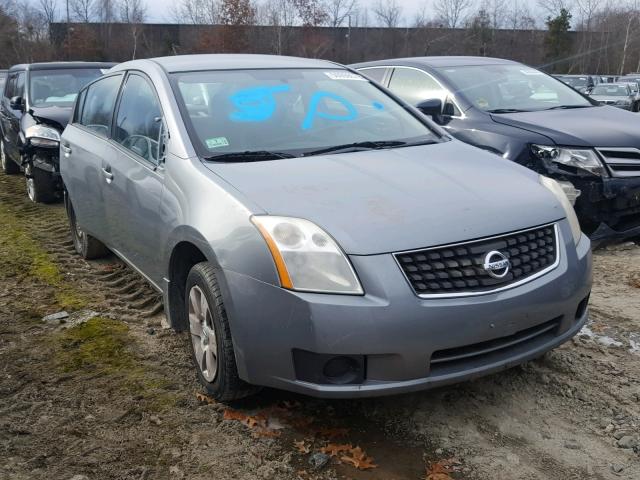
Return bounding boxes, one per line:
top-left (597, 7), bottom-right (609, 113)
top-left (186, 262), bottom-right (260, 402)
top-left (1, 140), bottom-right (19, 175)
top-left (25, 162), bottom-right (57, 204)
top-left (65, 194), bottom-right (109, 260)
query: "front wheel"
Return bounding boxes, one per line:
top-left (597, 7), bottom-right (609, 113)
top-left (186, 262), bottom-right (260, 402)
top-left (25, 162), bottom-right (57, 203)
top-left (1, 141), bottom-right (19, 174)
top-left (65, 194), bottom-right (109, 260)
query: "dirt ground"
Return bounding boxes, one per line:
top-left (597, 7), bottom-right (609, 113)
top-left (0, 170), bottom-right (639, 480)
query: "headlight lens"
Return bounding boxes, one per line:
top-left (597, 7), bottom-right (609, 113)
top-left (539, 175), bottom-right (582, 245)
top-left (252, 216), bottom-right (363, 295)
top-left (531, 145), bottom-right (606, 176)
top-left (25, 124), bottom-right (60, 147)
top-left (615, 99), bottom-right (631, 105)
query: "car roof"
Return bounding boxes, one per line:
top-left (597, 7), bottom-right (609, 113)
top-left (7, 62), bottom-right (116, 72)
top-left (123, 54), bottom-right (339, 73)
top-left (351, 56), bottom-right (520, 69)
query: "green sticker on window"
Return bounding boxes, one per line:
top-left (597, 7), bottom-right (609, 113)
top-left (206, 137), bottom-right (230, 149)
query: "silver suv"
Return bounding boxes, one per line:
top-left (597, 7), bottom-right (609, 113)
top-left (61, 55), bottom-right (592, 401)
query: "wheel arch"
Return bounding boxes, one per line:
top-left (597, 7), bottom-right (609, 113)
top-left (164, 226), bottom-right (227, 331)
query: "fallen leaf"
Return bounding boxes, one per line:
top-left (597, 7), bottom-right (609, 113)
top-left (340, 446), bottom-right (377, 470)
top-left (223, 408), bottom-right (267, 429)
top-left (253, 428), bottom-right (282, 438)
top-left (425, 458), bottom-right (461, 480)
top-left (294, 440), bottom-right (311, 454)
top-left (195, 392), bottom-right (215, 405)
top-left (321, 443), bottom-right (353, 457)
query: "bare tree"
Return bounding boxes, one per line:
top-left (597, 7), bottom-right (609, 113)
top-left (118, 0), bottom-right (146, 59)
top-left (538, 0), bottom-right (575, 17)
top-left (170, 0), bottom-right (220, 24)
top-left (372, 0), bottom-right (402, 28)
top-left (434, 0), bottom-right (475, 28)
top-left (38, 0), bottom-right (57, 23)
top-left (326, 0), bottom-right (357, 27)
top-left (94, 0), bottom-right (116, 22)
top-left (71, 0), bottom-right (94, 21)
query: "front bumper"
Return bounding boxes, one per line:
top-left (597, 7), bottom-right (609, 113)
top-left (573, 175), bottom-right (640, 241)
top-left (221, 221), bottom-right (592, 398)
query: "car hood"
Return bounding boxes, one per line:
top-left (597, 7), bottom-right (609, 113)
top-left (590, 95), bottom-right (630, 103)
top-left (205, 141), bottom-right (564, 255)
top-left (29, 105), bottom-right (72, 130)
top-left (490, 106), bottom-right (640, 148)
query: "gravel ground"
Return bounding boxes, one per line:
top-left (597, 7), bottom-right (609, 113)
top-left (0, 171), bottom-right (638, 480)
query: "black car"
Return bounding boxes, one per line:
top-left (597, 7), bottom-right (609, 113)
top-left (351, 56), bottom-right (640, 242)
top-left (0, 62), bottom-right (115, 202)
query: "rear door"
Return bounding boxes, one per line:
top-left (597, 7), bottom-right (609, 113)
top-left (61, 73), bottom-right (123, 242)
top-left (102, 72), bottom-right (166, 285)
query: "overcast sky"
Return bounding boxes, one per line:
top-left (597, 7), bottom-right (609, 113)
top-left (147, 0), bottom-right (545, 25)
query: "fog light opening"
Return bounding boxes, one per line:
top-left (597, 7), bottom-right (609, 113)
top-left (576, 293), bottom-right (590, 321)
top-left (322, 356), bottom-right (361, 385)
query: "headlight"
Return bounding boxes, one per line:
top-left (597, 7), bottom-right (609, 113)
top-left (539, 175), bottom-right (582, 245)
top-left (615, 99), bottom-right (631, 105)
top-left (25, 124), bottom-right (60, 147)
top-left (252, 216), bottom-right (363, 295)
top-left (531, 145), bottom-right (606, 176)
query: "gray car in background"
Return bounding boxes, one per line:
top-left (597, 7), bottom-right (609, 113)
top-left (61, 54), bottom-right (592, 400)
top-left (589, 83), bottom-right (639, 111)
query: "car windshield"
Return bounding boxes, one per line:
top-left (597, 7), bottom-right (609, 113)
top-left (561, 76), bottom-right (588, 87)
top-left (29, 68), bottom-right (106, 108)
top-left (434, 65), bottom-right (592, 112)
top-left (592, 85), bottom-right (629, 96)
top-left (171, 68), bottom-right (440, 159)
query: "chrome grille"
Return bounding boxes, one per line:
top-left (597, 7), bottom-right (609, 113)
top-left (597, 147), bottom-right (640, 178)
top-left (394, 224), bottom-right (559, 298)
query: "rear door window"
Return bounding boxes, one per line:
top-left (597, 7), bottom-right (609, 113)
top-left (80, 74), bottom-right (122, 137)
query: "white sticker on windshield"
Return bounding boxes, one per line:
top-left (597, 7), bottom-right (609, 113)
top-left (521, 69), bottom-right (543, 76)
top-left (324, 71), bottom-right (366, 81)
top-left (206, 137), bottom-right (230, 149)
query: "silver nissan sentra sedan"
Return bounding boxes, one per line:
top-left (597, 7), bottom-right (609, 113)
top-left (60, 55), bottom-right (592, 400)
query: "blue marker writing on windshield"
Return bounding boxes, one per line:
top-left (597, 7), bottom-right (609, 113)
top-left (229, 85), bottom-right (291, 122)
top-left (301, 91), bottom-right (358, 130)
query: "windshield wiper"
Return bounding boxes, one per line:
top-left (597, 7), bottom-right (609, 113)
top-left (204, 150), bottom-right (296, 162)
top-left (542, 105), bottom-right (594, 110)
top-left (487, 108), bottom-right (530, 114)
top-left (302, 140), bottom-right (435, 157)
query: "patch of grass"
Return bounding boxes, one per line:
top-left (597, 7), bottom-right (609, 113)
top-left (0, 207), bottom-right (86, 310)
top-left (55, 317), bottom-right (177, 412)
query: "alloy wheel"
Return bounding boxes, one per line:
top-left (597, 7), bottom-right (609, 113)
top-left (188, 285), bottom-right (218, 382)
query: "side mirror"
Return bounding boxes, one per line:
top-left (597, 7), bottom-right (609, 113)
top-left (416, 99), bottom-right (443, 117)
top-left (10, 96), bottom-right (24, 111)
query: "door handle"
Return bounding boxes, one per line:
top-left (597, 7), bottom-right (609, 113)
top-left (102, 167), bottom-right (114, 183)
top-left (61, 144), bottom-right (72, 156)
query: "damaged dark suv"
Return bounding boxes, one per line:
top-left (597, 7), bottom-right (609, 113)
top-left (352, 57), bottom-right (640, 242)
top-left (0, 62), bottom-right (114, 202)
